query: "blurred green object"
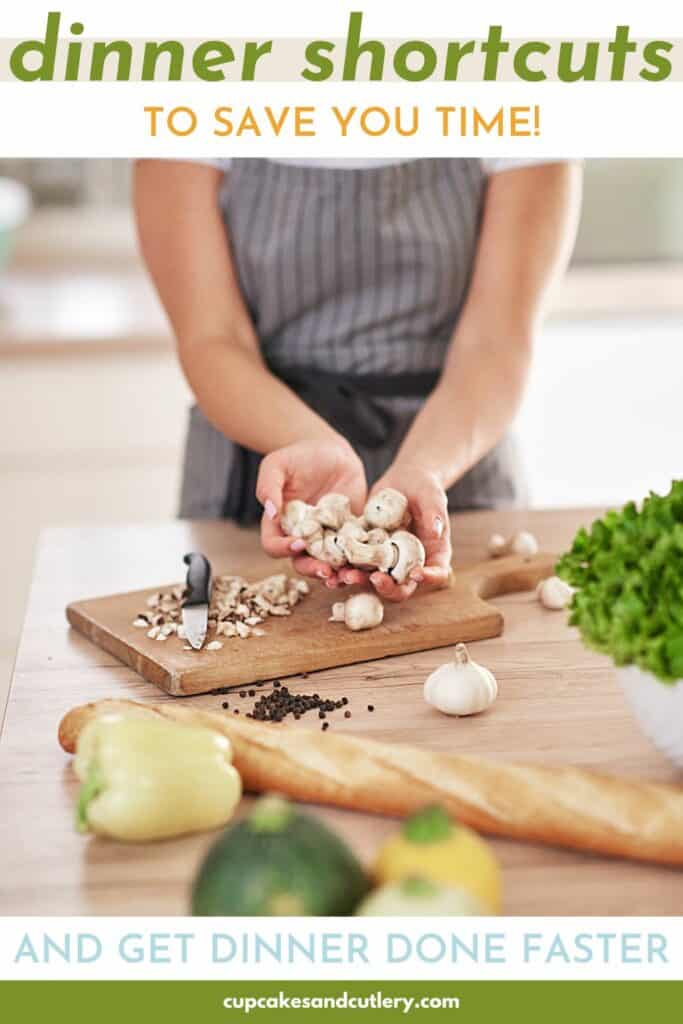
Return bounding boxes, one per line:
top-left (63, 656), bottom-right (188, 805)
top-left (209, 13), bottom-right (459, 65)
top-left (191, 794), bottom-right (369, 916)
top-left (557, 480), bottom-right (683, 682)
top-left (0, 177), bottom-right (31, 270)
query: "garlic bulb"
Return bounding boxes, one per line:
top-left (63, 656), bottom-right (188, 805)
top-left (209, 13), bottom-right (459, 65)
top-left (536, 575), bottom-right (573, 610)
top-left (330, 593), bottom-right (384, 631)
top-left (423, 644), bottom-right (498, 716)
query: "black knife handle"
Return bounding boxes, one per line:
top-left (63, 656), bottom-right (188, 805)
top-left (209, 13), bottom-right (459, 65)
top-left (183, 552), bottom-right (212, 607)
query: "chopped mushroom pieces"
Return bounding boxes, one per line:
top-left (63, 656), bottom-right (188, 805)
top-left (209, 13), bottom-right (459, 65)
top-left (133, 571), bottom-right (310, 647)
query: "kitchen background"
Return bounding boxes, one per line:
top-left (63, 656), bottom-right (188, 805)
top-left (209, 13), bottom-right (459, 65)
top-left (1, 158), bottom-right (682, 715)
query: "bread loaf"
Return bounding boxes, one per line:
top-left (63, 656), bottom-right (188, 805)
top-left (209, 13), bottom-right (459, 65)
top-left (59, 698), bottom-right (683, 866)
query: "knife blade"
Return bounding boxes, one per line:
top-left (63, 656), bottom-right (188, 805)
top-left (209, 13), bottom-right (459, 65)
top-left (182, 552), bottom-right (212, 651)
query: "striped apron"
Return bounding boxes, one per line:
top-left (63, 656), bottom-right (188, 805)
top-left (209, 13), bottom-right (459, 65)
top-left (179, 158), bottom-right (526, 524)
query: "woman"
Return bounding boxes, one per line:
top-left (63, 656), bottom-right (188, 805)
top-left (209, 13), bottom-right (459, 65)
top-left (135, 158), bottom-right (581, 600)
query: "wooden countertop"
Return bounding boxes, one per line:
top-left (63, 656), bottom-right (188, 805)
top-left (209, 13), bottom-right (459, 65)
top-left (1, 508), bottom-right (682, 916)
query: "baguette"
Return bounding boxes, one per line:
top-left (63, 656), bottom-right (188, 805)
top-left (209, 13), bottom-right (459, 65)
top-left (59, 699), bottom-right (683, 866)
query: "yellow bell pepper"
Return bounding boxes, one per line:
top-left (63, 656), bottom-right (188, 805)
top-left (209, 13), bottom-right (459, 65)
top-left (74, 713), bottom-right (242, 842)
top-left (373, 805), bottom-right (501, 913)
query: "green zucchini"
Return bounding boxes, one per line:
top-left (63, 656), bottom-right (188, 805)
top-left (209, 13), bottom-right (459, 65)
top-left (191, 795), bottom-right (369, 916)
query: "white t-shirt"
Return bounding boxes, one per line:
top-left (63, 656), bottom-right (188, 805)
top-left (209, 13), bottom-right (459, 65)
top-left (193, 158), bottom-right (559, 174)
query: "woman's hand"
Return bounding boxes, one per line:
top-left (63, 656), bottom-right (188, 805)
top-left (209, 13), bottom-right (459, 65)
top-left (366, 463), bottom-right (452, 602)
top-left (257, 440), bottom-right (369, 588)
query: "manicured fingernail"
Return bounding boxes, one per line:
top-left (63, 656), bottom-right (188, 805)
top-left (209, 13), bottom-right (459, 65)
top-left (433, 516), bottom-right (444, 538)
top-left (264, 499), bottom-right (277, 520)
top-left (370, 573), bottom-right (383, 585)
top-left (325, 578), bottom-right (338, 589)
top-left (316, 568), bottom-right (331, 579)
top-left (290, 539), bottom-right (306, 553)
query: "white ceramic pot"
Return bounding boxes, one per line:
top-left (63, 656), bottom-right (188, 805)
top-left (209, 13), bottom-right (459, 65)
top-left (617, 666), bottom-right (683, 768)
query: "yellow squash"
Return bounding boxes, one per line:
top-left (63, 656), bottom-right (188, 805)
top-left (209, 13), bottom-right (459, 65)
top-left (373, 805), bottom-right (501, 913)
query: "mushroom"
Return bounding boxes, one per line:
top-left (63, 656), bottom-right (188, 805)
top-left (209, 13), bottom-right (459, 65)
top-left (389, 530), bottom-right (426, 584)
top-left (254, 574), bottom-right (288, 602)
top-left (329, 593), bottom-right (384, 631)
top-left (536, 575), bottom-right (574, 610)
top-left (510, 531), bottom-right (539, 559)
top-left (342, 534), bottom-right (396, 572)
top-left (487, 533), bottom-right (507, 558)
top-left (488, 530), bottom-right (539, 560)
top-left (364, 488), bottom-right (410, 531)
top-left (333, 517), bottom-right (369, 558)
top-left (314, 493), bottom-right (352, 530)
top-left (281, 490), bottom-right (426, 586)
top-left (280, 500), bottom-right (322, 542)
top-left (308, 529), bottom-right (348, 569)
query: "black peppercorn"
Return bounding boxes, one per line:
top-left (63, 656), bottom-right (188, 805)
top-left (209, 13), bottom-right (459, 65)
top-left (344, 711), bottom-right (351, 719)
top-left (368, 705), bottom-right (374, 712)
top-left (322, 722), bottom-right (329, 731)
top-left (240, 684), bottom-right (350, 726)
top-left (222, 701), bottom-right (229, 710)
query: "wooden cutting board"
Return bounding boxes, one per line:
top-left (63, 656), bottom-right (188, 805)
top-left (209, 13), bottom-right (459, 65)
top-left (66, 552), bottom-right (556, 696)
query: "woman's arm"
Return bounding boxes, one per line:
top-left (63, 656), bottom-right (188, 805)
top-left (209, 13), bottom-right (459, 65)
top-left (372, 161), bottom-right (583, 601)
top-left (135, 160), bottom-right (366, 579)
top-left (134, 160), bottom-right (342, 454)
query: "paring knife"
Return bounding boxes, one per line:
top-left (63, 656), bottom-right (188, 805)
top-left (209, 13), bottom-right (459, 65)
top-left (182, 552), bottom-right (212, 651)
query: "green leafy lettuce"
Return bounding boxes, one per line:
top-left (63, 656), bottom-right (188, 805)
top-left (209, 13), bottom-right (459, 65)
top-left (556, 481), bottom-right (683, 683)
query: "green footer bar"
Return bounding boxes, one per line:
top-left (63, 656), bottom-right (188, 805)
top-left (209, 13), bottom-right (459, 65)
top-left (1, 981), bottom-right (681, 1021)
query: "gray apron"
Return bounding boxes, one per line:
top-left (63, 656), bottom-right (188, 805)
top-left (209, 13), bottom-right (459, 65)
top-left (179, 158), bottom-right (526, 524)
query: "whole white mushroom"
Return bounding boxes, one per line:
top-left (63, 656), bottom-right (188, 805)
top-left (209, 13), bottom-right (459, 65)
top-left (329, 593), bottom-right (384, 631)
top-left (364, 488), bottom-right (410, 532)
